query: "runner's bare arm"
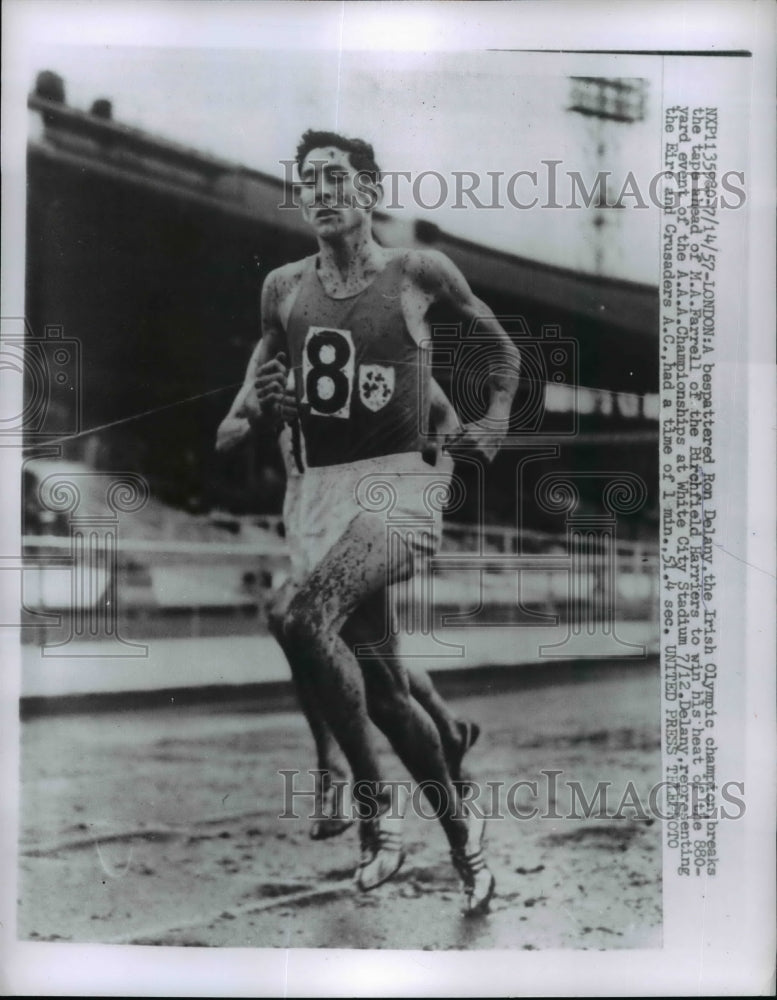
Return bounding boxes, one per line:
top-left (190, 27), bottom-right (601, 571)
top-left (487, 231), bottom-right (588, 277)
top-left (421, 377), bottom-right (461, 466)
top-left (405, 249), bottom-right (520, 461)
top-left (215, 340), bottom-right (267, 453)
top-left (216, 272), bottom-right (290, 452)
top-left (429, 377), bottom-right (460, 439)
top-left (253, 269), bottom-right (299, 423)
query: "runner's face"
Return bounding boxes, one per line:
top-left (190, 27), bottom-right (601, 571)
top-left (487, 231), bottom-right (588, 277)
top-left (298, 147), bottom-right (374, 238)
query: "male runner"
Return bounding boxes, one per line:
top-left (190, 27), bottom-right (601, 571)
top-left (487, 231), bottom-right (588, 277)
top-left (242, 129), bottom-right (519, 915)
top-left (217, 355), bottom-right (480, 840)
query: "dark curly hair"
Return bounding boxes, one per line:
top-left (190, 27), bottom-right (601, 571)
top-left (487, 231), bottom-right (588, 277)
top-left (295, 129), bottom-right (381, 184)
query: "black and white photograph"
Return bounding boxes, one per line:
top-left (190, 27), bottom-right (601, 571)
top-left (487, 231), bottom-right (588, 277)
top-left (1, 2), bottom-right (774, 995)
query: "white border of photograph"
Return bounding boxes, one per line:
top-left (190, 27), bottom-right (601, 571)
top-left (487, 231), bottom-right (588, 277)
top-left (1, 1), bottom-right (774, 996)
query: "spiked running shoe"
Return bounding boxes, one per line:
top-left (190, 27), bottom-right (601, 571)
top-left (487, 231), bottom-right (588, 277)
top-left (451, 804), bottom-right (496, 917)
top-left (355, 814), bottom-right (405, 891)
top-left (310, 783), bottom-right (353, 841)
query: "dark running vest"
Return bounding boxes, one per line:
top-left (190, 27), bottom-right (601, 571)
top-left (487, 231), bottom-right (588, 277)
top-left (285, 254), bottom-right (424, 468)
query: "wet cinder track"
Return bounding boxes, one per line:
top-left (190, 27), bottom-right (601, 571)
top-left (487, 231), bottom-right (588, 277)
top-left (18, 658), bottom-right (662, 951)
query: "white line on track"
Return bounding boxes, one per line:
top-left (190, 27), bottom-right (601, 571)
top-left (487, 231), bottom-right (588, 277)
top-left (21, 808), bottom-right (267, 857)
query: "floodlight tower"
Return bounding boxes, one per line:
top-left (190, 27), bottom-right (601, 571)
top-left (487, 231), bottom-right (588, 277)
top-left (567, 77), bottom-right (647, 276)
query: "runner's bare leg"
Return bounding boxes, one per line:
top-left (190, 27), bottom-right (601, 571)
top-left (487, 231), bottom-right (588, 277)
top-left (282, 512), bottom-right (468, 849)
top-left (342, 594), bottom-right (477, 785)
top-left (270, 577), bottom-right (474, 832)
top-left (268, 581), bottom-right (347, 780)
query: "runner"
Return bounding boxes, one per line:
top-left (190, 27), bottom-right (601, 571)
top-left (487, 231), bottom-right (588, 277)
top-left (217, 357), bottom-right (481, 840)
top-left (234, 129), bottom-right (519, 914)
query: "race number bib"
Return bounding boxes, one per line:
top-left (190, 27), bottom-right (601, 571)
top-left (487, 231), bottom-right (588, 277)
top-left (302, 326), bottom-right (355, 418)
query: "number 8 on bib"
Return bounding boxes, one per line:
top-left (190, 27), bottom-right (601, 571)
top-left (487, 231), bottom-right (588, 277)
top-left (302, 326), bottom-right (355, 418)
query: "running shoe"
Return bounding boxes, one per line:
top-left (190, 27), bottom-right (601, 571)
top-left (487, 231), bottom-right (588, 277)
top-left (355, 814), bottom-right (405, 891)
top-left (451, 803), bottom-right (496, 917)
